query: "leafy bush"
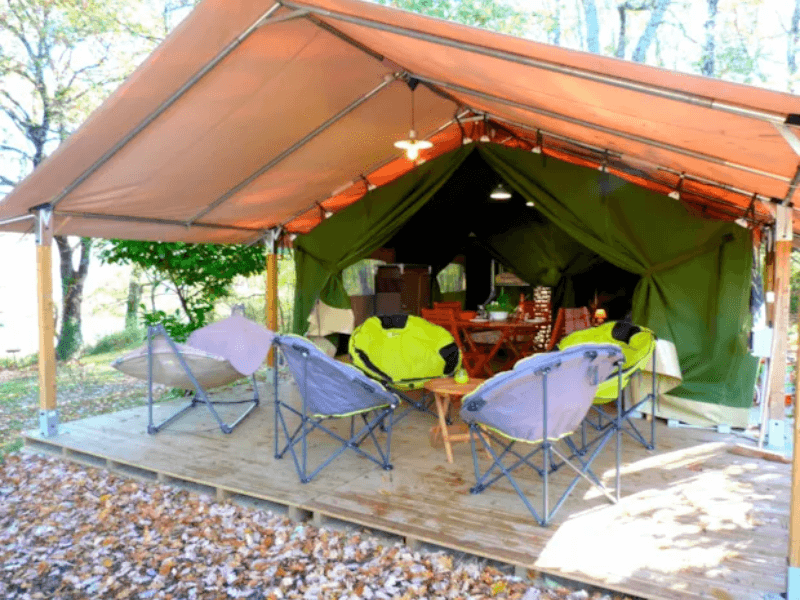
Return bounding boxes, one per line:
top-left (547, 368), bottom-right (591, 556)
top-left (85, 326), bottom-right (144, 356)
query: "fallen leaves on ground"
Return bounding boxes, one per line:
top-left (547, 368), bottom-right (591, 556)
top-left (0, 453), bottom-right (633, 600)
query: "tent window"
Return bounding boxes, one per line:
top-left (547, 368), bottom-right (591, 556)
top-left (343, 259), bottom-right (385, 295)
top-left (437, 263), bottom-right (466, 293)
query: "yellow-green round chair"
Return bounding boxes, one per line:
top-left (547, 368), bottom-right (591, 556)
top-left (559, 319), bottom-right (658, 450)
top-left (349, 314), bottom-right (461, 421)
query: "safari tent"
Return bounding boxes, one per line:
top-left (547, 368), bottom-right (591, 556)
top-left (292, 143), bottom-right (758, 425)
top-left (1, 0), bottom-right (799, 597)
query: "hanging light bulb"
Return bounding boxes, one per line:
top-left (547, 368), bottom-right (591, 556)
top-left (394, 129), bottom-right (432, 161)
top-left (489, 182), bottom-right (512, 201)
top-left (394, 81), bottom-right (433, 161)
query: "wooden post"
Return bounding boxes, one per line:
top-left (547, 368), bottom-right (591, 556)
top-left (266, 240), bottom-right (278, 366)
top-left (35, 206), bottom-right (58, 436)
top-left (768, 239), bottom-right (790, 434)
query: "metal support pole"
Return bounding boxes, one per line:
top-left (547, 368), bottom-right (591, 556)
top-left (33, 205), bottom-right (58, 437)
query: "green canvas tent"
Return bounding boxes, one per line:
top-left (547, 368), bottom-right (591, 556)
top-left (293, 144), bottom-right (757, 415)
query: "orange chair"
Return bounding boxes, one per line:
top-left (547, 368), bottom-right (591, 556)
top-left (421, 308), bottom-right (483, 376)
top-left (546, 307), bottom-right (592, 351)
top-left (434, 301), bottom-right (463, 311)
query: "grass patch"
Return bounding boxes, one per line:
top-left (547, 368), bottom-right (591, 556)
top-left (0, 345), bottom-right (156, 448)
top-left (84, 326), bottom-right (144, 356)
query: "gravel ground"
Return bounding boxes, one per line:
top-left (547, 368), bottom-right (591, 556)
top-left (0, 453), bottom-right (636, 600)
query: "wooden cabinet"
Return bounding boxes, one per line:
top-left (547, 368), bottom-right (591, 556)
top-left (375, 264), bottom-right (431, 316)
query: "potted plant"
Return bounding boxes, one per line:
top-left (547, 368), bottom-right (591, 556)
top-left (485, 292), bottom-right (513, 321)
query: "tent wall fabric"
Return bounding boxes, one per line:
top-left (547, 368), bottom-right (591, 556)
top-left (293, 144), bottom-right (757, 410)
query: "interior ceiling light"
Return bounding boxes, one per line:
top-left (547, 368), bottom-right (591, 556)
top-left (394, 79), bottom-right (433, 161)
top-left (526, 200), bottom-right (535, 207)
top-left (490, 182), bottom-right (512, 201)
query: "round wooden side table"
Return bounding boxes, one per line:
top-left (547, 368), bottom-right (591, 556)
top-left (423, 377), bottom-right (485, 463)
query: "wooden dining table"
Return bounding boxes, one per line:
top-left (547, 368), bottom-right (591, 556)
top-left (426, 314), bottom-right (550, 377)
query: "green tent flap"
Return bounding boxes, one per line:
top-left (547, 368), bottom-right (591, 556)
top-left (292, 146), bottom-right (474, 334)
top-left (293, 144), bottom-right (757, 409)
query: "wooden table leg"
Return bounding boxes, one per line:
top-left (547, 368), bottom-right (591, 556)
top-left (435, 393), bottom-right (455, 464)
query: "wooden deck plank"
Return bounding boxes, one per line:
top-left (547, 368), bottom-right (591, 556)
top-left (22, 379), bottom-right (788, 600)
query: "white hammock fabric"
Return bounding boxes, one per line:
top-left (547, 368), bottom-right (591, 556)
top-left (112, 315), bottom-right (275, 390)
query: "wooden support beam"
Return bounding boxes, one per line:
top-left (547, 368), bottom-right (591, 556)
top-left (36, 244), bottom-right (56, 412)
top-left (769, 239), bottom-right (791, 422)
top-left (34, 207), bottom-right (58, 436)
top-left (266, 251), bottom-right (278, 365)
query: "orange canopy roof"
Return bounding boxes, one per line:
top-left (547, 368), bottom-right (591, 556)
top-left (0, 0), bottom-right (798, 242)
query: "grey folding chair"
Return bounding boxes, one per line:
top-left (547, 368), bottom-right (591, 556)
top-left (460, 343), bottom-right (624, 526)
top-left (273, 335), bottom-right (399, 483)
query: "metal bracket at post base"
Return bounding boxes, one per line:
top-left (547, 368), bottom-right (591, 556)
top-left (767, 418), bottom-right (786, 450)
top-left (39, 410), bottom-right (59, 437)
top-left (788, 566), bottom-right (800, 600)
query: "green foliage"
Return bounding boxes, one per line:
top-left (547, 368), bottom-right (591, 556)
top-left (98, 241), bottom-right (265, 341)
top-left (437, 263), bottom-right (466, 293)
top-left (343, 259), bottom-right (384, 296)
top-left (486, 290), bottom-right (513, 312)
top-left (55, 316), bottom-right (83, 361)
top-left (85, 326), bottom-right (145, 356)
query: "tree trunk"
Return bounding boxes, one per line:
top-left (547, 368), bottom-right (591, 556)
top-left (616, 4), bottom-right (628, 58)
top-left (552, 0), bottom-right (561, 46)
top-left (701, 0), bottom-right (718, 77)
top-left (55, 236), bottom-right (92, 360)
top-left (125, 267), bottom-right (143, 329)
top-left (789, 0), bottom-right (800, 91)
top-left (582, 0), bottom-right (600, 53)
top-left (631, 0), bottom-right (671, 63)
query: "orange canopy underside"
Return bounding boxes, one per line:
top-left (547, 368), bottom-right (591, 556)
top-left (0, 0), bottom-right (798, 242)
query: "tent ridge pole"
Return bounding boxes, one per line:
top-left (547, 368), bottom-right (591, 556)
top-left (185, 74), bottom-right (401, 226)
top-left (55, 210), bottom-right (264, 233)
top-left (777, 124), bottom-right (800, 158)
top-left (782, 165), bottom-right (800, 205)
top-left (304, 15), bottom-right (468, 114)
top-left (277, 113), bottom-right (468, 231)
top-left (282, 0), bottom-right (787, 125)
top-left (489, 113), bottom-right (775, 212)
top-left (48, 2), bottom-right (285, 210)
top-left (0, 213), bottom-right (35, 227)
top-left (305, 13), bottom-right (385, 62)
top-left (414, 73), bottom-right (792, 184)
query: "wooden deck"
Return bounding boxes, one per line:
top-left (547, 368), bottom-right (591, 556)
top-left (23, 377), bottom-right (789, 600)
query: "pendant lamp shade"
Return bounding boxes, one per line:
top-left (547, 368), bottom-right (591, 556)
top-left (394, 83), bottom-right (433, 161)
top-left (490, 182), bottom-right (512, 201)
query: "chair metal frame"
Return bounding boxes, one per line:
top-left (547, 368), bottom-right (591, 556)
top-left (273, 337), bottom-right (397, 483)
top-left (146, 324), bottom-right (259, 435)
top-left (581, 343), bottom-right (659, 451)
top-left (465, 350), bottom-right (624, 526)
